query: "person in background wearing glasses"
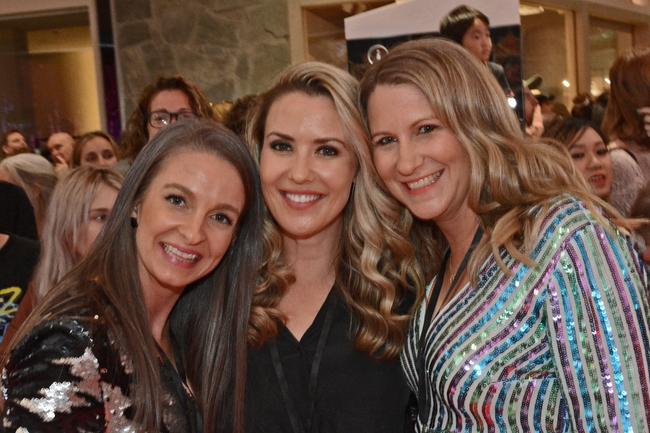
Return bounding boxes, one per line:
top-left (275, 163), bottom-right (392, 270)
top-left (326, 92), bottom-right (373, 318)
top-left (117, 76), bottom-right (213, 175)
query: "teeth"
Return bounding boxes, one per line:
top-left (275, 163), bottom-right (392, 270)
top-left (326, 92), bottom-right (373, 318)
top-left (407, 171), bottom-right (442, 190)
top-left (163, 243), bottom-right (198, 262)
top-left (285, 193), bottom-right (320, 203)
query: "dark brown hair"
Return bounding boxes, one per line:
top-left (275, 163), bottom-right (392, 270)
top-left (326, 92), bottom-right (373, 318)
top-left (602, 47), bottom-right (650, 147)
top-left (4, 119), bottom-right (263, 433)
top-left (439, 4), bottom-right (490, 45)
top-left (120, 76), bottom-right (213, 160)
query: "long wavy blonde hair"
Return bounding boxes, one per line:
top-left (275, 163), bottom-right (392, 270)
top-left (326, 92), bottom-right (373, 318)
top-left (359, 38), bottom-right (626, 278)
top-left (246, 61), bottom-right (423, 359)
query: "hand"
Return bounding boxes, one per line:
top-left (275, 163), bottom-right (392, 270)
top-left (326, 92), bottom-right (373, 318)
top-left (639, 107), bottom-right (650, 138)
top-left (52, 154), bottom-right (69, 174)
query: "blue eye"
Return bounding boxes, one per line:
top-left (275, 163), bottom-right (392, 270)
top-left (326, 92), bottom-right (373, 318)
top-left (211, 213), bottom-right (233, 225)
top-left (166, 194), bottom-right (185, 207)
top-left (374, 136), bottom-right (396, 147)
top-left (418, 124), bottom-right (436, 134)
top-left (270, 141), bottom-right (292, 152)
top-left (317, 145), bottom-right (338, 157)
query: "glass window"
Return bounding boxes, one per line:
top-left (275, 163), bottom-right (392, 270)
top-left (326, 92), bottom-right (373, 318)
top-left (0, 11), bottom-right (101, 149)
top-left (589, 18), bottom-right (633, 96)
top-left (520, 2), bottom-right (576, 111)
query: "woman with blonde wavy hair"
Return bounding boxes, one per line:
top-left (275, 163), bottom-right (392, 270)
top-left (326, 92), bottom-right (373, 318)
top-left (245, 61), bottom-right (421, 433)
top-left (359, 38), bottom-right (650, 433)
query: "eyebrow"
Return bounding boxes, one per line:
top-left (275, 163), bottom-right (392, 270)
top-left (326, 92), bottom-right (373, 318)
top-left (163, 183), bottom-right (242, 215)
top-left (266, 131), bottom-right (346, 146)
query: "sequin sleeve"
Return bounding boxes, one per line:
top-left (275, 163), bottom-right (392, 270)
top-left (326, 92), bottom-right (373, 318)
top-left (1, 319), bottom-right (119, 432)
top-left (546, 220), bottom-right (650, 433)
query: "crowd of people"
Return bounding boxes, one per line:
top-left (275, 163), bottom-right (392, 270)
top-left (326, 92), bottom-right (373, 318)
top-left (0, 4), bottom-right (649, 433)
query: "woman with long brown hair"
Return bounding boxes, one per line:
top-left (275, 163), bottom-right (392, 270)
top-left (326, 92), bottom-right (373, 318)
top-left (1, 120), bottom-right (263, 433)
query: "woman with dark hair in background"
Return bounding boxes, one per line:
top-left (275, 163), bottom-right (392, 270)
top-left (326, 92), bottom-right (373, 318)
top-left (245, 61), bottom-right (420, 433)
top-left (439, 4), bottom-right (512, 98)
top-left (1, 120), bottom-right (263, 433)
top-left (603, 47), bottom-right (650, 216)
top-left (117, 76), bottom-right (213, 174)
top-left (360, 38), bottom-right (649, 433)
top-left (543, 117), bottom-right (613, 201)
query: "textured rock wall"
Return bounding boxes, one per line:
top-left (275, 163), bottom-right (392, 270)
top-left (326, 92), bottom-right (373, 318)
top-left (113, 0), bottom-right (290, 116)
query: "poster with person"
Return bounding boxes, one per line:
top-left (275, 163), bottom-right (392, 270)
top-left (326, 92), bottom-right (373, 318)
top-left (345, 0), bottom-right (522, 119)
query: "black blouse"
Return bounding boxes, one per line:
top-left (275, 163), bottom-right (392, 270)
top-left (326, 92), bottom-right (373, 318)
top-left (246, 289), bottom-right (412, 433)
top-left (1, 316), bottom-right (199, 433)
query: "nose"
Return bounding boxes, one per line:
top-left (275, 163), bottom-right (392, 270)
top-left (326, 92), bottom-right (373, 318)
top-left (178, 213), bottom-right (206, 245)
top-left (396, 140), bottom-right (422, 176)
top-left (586, 151), bottom-right (602, 169)
top-left (288, 151), bottom-right (314, 183)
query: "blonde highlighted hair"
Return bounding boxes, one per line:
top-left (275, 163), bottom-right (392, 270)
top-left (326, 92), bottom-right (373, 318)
top-left (246, 61), bottom-right (422, 359)
top-left (359, 38), bottom-right (625, 277)
top-left (32, 166), bottom-right (123, 299)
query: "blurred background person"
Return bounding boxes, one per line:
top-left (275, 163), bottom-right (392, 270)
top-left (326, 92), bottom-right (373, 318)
top-left (0, 182), bottom-right (39, 343)
top-left (118, 75), bottom-right (213, 174)
top-left (0, 181), bottom-right (38, 241)
top-left (570, 92), bottom-right (594, 121)
top-left (602, 47), bottom-right (650, 216)
top-left (439, 4), bottom-right (513, 98)
top-left (1, 166), bottom-right (123, 352)
top-left (631, 181), bottom-right (650, 264)
top-left (73, 131), bottom-right (119, 169)
top-left (45, 130), bottom-right (75, 175)
top-left (543, 118), bottom-right (613, 201)
top-left (0, 154), bottom-right (57, 235)
top-left (1, 130), bottom-right (30, 159)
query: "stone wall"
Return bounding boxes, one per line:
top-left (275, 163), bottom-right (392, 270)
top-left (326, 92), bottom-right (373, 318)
top-left (113, 0), bottom-right (290, 116)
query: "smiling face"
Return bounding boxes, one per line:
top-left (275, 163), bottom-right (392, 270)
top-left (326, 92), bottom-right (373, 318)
top-left (568, 127), bottom-right (613, 199)
top-left (147, 90), bottom-right (194, 140)
top-left (461, 17), bottom-right (492, 63)
top-left (75, 183), bottom-right (119, 258)
top-left (135, 150), bottom-right (245, 296)
top-left (80, 137), bottom-right (117, 168)
top-left (259, 92), bottom-right (356, 241)
top-left (367, 84), bottom-right (475, 229)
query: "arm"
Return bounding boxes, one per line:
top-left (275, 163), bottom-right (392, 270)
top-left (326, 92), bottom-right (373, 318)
top-left (1, 319), bottom-right (107, 433)
top-left (546, 221), bottom-right (650, 433)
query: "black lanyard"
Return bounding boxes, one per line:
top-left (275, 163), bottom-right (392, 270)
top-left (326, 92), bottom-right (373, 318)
top-left (416, 226), bottom-right (483, 422)
top-left (270, 296), bottom-right (335, 433)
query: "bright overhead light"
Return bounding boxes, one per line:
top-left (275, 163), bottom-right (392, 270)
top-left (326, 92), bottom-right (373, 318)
top-left (562, 79), bottom-right (571, 88)
top-left (604, 77), bottom-right (611, 85)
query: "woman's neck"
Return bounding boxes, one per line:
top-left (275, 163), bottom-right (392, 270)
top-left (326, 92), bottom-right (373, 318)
top-left (282, 220), bottom-right (342, 289)
top-left (436, 206), bottom-right (481, 273)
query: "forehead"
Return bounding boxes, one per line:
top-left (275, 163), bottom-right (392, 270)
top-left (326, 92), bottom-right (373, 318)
top-left (83, 136), bottom-right (112, 150)
top-left (7, 132), bottom-right (23, 140)
top-left (149, 89), bottom-right (192, 112)
top-left (47, 132), bottom-right (73, 145)
top-left (265, 92), bottom-right (344, 134)
top-left (466, 17), bottom-right (489, 33)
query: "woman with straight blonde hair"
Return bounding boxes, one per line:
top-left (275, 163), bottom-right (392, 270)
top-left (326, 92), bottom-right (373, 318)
top-left (0, 166), bottom-right (123, 352)
top-left (360, 38), bottom-right (650, 433)
top-left (245, 61), bottom-right (422, 433)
